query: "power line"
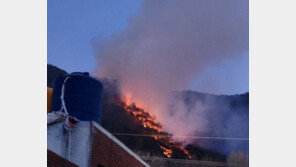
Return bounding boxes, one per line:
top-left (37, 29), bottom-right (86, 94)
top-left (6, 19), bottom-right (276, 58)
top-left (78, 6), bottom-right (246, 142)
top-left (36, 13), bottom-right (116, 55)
top-left (140, 156), bottom-right (248, 167)
top-left (111, 133), bottom-right (249, 141)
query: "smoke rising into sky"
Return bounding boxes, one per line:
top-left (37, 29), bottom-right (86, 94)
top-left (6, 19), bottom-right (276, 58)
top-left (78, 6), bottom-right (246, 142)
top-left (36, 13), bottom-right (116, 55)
top-left (95, 0), bottom-right (248, 140)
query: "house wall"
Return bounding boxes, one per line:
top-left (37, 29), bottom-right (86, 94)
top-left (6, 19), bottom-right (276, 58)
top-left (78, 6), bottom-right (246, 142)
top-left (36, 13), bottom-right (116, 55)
top-left (47, 149), bottom-right (78, 167)
top-left (90, 124), bottom-right (148, 167)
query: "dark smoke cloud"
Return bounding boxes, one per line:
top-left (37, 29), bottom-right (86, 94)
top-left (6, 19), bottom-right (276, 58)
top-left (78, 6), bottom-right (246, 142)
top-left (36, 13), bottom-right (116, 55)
top-left (94, 0), bottom-right (248, 145)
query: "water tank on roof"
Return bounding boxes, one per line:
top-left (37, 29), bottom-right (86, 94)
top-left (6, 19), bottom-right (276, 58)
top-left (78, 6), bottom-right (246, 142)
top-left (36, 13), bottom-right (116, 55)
top-left (51, 72), bottom-right (103, 124)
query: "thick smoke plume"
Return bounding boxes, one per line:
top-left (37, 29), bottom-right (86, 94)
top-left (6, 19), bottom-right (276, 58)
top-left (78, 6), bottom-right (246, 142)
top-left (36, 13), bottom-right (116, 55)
top-left (94, 0), bottom-right (248, 142)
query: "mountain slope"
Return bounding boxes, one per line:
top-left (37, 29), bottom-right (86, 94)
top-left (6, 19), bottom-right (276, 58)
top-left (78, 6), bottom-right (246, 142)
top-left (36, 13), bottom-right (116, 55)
top-left (47, 64), bottom-right (68, 88)
top-left (47, 65), bottom-right (248, 163)
top-left (178, 90), bottom-right (249, 154)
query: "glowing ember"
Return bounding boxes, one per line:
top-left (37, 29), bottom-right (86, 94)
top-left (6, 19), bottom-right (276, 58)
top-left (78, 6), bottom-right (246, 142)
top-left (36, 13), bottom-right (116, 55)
top-left (123, 102), bottom-right (191, 159)
top-left (125, 104), bottom-right (162, 132)
top-left (160, 146), bottom-right (173, 158)
top-left (177, 145), bottom-right (192, 159)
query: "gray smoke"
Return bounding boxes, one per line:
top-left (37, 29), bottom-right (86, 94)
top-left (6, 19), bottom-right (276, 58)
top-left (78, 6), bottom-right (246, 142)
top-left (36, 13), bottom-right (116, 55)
top-left (94, 0), bottom-right (248, 142)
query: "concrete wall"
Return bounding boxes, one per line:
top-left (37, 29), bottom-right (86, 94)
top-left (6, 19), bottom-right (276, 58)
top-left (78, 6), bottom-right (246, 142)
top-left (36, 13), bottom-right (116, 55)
top-left (47, 120), bottom-right (149, 167)
top-left (47, 120), bottom-right (92, 167)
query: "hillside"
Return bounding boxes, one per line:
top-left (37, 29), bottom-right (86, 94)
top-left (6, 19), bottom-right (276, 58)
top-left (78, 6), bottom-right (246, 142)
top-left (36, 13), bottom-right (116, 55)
top-left (47, 65), bottom-right (249, 165)
top-left (177, 90), bottom-right (249, 154)
top-left (47, 64), bottom-right (68, 87)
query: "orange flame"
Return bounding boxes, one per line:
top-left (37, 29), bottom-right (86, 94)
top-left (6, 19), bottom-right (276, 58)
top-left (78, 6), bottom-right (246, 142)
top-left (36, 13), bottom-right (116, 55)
top-left (125, 103), bottom-right (162, 132)
top-left (160, 146), bottom-right (173, 158)
top-left (123, 101), bottom-right (191, 159)
top-left (176, 145), bottom-right (192, 159)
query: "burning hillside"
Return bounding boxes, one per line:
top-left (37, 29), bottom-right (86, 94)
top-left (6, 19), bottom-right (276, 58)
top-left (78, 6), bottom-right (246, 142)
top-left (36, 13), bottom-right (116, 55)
top-left (47, 64), bottom-right (240, 167)
top-left (94, 0), bottom-right (249, 152)
top-left (124, 103), bottom-right (191, 158)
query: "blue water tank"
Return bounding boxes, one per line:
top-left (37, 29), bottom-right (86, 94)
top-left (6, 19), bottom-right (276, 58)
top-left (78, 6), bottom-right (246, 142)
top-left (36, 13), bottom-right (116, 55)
top-left (51, 72), bottom-right (103, 124)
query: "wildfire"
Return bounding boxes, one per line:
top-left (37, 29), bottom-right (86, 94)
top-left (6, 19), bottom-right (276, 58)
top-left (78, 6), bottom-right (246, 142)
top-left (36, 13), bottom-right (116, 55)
top-left (160, 146), bottom-right (173, 158)
top-left (123, 102), bottom-right (192, 159)
top-left (125, 104), bottom-right (161, 132)
top-left (176, 145), bottom-right (192, 159)
top-left (154, 135), bottom-right (192, 158)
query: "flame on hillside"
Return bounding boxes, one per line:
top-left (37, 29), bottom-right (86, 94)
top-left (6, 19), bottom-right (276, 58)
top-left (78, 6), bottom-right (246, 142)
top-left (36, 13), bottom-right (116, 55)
top-left (160, 146), bottom-right (173, 158)
top-left (124, 102), bottom-right (191, 159)
top-left (125, 105), bottom-right (161, 132)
